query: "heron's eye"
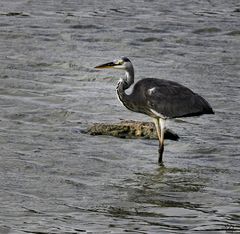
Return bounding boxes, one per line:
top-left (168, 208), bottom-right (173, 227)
top-left (116, 59), bottom-right (124, 65)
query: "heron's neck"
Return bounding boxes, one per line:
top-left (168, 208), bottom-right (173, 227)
top-left (119, 67), bottom-right (134, 91)
top-left (116, 67), bottom-right (134, 110)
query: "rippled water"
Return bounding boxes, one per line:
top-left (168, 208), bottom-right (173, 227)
top-left (0, 0), bottom-right (240, 233)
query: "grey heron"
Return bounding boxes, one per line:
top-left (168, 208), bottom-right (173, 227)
top-left (95, 57), bottom-right (214, 165)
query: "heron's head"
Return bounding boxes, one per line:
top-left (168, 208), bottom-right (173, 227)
top-left (95, 57), bottom-right (132, 71)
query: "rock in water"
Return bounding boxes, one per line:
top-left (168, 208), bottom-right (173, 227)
top-left (87, 120), bottom-right (179, 141)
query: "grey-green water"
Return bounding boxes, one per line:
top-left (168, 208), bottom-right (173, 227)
top-left (0, 1), bottom-right (239, 233)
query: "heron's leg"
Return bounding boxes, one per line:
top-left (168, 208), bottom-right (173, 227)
top-left (158, 118), bottom-right (165, 165)
top-left (153, 118), bottom-right (165, 165)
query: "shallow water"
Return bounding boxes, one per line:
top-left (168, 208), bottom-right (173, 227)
top-left (0, 0), bottom-right (240, 233)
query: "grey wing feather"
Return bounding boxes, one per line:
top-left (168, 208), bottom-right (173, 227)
top-left (146, 82), bottom-right (213, 118)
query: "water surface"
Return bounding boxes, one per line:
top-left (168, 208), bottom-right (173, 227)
top-left (0, 0), bottom-right (240, 233)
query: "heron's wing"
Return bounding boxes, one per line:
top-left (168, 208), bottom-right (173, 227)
top-left (145, 83), bottom-right (213, 118)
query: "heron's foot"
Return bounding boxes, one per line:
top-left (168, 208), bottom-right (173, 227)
top-left (158, 161), bottom-right (165, 167)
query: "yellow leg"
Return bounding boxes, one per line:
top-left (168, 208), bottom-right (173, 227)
top-left (153, 118), bottom-right (165, 165)
top-left (159, 118), bottom-right (165, 164)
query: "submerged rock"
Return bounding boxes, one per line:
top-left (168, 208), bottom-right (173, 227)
top-left (87, 120), bottom-right (179, 141)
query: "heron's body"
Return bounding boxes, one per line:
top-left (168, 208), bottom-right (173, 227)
top-left (117, 78), bottom-right (213, 119)
top-left (95, 57), bottom-right (214, 165)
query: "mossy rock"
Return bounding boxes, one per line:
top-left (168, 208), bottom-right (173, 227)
top-left (87, 120), bottom-right (179, 141)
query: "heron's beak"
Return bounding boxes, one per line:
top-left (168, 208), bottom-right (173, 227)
top-left (94, 61), bottom-right (116, 69)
